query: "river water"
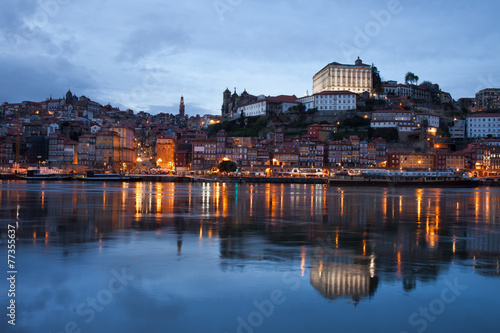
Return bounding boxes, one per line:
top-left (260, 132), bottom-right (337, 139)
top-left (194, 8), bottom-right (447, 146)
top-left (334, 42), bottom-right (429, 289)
top-left (0, 180), bottom-right (499, 333)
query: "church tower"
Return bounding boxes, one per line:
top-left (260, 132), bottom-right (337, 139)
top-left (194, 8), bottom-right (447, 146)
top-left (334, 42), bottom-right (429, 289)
top-left (221, 88), bottom-right (232, 120)
top-left (179, 96), bottom-right (185, 117)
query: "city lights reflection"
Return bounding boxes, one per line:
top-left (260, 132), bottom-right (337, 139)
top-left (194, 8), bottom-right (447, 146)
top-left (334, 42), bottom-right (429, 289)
top-left (3, 181), bottom-right (500, 313)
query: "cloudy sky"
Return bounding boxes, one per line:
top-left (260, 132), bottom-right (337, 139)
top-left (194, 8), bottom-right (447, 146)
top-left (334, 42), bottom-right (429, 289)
top-left (1, 0), bottom-right (499, 116)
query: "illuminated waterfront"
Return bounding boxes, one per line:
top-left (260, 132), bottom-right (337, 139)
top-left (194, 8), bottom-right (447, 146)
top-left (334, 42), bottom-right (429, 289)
top-left (0, 181), bottom-right (499, 333)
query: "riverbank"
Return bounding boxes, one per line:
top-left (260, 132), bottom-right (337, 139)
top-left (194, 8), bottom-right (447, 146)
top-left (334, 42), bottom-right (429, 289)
top-left (2, 173), bottom-right (498, 186)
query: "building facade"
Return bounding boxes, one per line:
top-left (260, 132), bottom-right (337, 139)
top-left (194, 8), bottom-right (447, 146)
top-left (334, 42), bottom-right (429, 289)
top-left (221, 88), bottom-right (258, 121)
top-left (156, 135), bottom-right (176, 170)
top-left (96, 130), bottom-right (120, 170)
top-left (297, 90), bottom-right (357, 114)
top-left (308, 124), bottom-right (337, 142)
top-left (476, 88), bottom-right (500, 111)
top-left (77, 135), bottom-right (96, 166)
top-left (450, 120), bottom-right (466, 139)
top-left (466, 113), bottom-right (500, 138)
top-left (382, 83), bottom-right (431, 101)
top-left (110, 124), bottom-right (136, 171)
top-left (387, 152), bottom-right (434, 170)
top-left (236, 95), bottom-right (298, 119)
top-left (48, 133), bottom-right (78, 165)
top-left (313, 57), bottom-right (372, 95)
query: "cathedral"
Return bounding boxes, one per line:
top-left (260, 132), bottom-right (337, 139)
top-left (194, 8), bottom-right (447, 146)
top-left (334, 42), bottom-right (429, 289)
top-left (221, 88), bottom-right (257, 121)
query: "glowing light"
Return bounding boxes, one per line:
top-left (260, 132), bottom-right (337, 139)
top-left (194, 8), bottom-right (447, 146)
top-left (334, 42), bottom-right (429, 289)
top-left (396, 250), bottom-right (402, 278)
top-left (135, 183), bottom-right (143, 215)
top-left (369, 255), bottom-right (376, 278)
top-left (300, 247), bottom-right (306, 277)
top-left (156, 183), bottom-right (163, 214)
top-left (340, 190), bottom-right (344, 217)
top-left (417, 189), bottom-right (423, 223)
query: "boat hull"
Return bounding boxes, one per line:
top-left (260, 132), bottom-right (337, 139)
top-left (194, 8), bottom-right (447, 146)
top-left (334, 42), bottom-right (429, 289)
top-left (15, 174), bottom-right (73, 181)
top-left (77, 175), bottom-right (143, 182)
top-left (329, 176), bottom-right (477, 188)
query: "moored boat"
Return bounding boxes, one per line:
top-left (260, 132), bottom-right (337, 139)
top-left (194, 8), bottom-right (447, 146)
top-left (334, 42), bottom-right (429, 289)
top-left (16, 173), bottom-right (73, 180)
top-left (16, 167), bottom-right (72, 180)
top-left (76, 170), bottom-right (143, 182)
top-left (329, 169), bottom-right (478, 187)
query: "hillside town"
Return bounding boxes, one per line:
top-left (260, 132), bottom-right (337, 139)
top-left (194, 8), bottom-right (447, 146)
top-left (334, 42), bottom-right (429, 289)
top-left (1, 58), bottom-right (500, 178)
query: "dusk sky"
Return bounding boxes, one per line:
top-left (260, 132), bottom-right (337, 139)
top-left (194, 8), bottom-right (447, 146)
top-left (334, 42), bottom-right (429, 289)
top-left (1, 0), bottom-right (499, 116)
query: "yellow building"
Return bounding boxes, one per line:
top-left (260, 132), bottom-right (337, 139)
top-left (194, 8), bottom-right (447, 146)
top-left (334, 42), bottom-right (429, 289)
top-left (110, 124), bottom-right (136, 172)
top-left (445, 154), bottom-right (465, 170)
top-left (156, 135), bottom-right (176, 170)
top-left (96, 130), bottom-right (121, 170)
top-left (399, 153), bottom-right (434, 170)
top-left (313, 57), bottom-right (373, 95)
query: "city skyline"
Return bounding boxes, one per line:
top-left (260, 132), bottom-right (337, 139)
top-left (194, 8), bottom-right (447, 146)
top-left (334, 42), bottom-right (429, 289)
top-left (1, 0), bottom-right (499, 116)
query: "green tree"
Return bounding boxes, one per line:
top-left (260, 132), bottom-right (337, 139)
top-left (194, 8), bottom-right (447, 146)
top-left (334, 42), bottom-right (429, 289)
top-left (307, 107), bottom-right (318, 115)
top-left (238, 110), bottom-right (246, 128)
top-left (372, 64), bottom-right (383, 95)
top-left (369, 128), bottom-right (398, 141)
top-left (254, 116), bottom-right (267, 128)
top-left (289, 103), bottom-right (307, 124)
top-left (342, 115), bottom-right (370, 128)
top-left (404, 72), bottom-right (419, 85)
top-left (218, 160), bottom-right (238, 173)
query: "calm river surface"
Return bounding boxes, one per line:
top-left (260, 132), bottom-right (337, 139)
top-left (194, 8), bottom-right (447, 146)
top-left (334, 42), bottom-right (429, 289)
top-left (0, 180), bottom-right (499, 333)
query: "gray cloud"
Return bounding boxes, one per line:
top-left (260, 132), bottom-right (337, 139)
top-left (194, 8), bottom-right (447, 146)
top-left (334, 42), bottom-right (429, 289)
top-left (1, 0), bottom-right (499, 114)
top-left (115, 25), bottom-right (191, 63)
top-left (0, 54), bottom-right (96, 102)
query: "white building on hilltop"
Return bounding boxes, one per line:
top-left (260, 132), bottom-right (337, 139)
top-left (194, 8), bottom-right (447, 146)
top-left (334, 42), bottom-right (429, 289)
top-left (236, 95), bottom-right (298, 118)
top-left (297, 91), bottom-right (357, 114)
top-left (313, 57), bottom-right (372, 95)
top-left (466, 113), bottom-right (500, 138)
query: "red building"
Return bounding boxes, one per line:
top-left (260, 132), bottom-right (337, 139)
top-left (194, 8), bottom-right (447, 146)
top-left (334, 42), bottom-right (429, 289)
top-left (308, 124), bottom-right (337, 142)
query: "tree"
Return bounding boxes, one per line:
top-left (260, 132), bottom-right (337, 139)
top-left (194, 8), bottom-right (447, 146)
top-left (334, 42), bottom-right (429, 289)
top-left (307, 107), bottom-right (318, 115)
top-left (255, 116), bottom-right (267, 128)
top-left (372, 64), bottom-right (383, 95)
top-left (404, 72), bottom-right (419, 85)
top-left (218, 160), bottom-right (238, 173)
top-left (404, 72), bottom-right (419, 99)
top-left (369, 128), bottom-right (398, 141)
top-left (238, 110), bottom-right (246, 128)
top-left (289, 103), bottom-right (307, 124)
top-left (342, 115), bottom-right (370, 128)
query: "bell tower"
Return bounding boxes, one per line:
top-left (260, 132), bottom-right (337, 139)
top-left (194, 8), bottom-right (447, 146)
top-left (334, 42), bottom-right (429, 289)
top-left (179, 96), bottom-right (185, 117)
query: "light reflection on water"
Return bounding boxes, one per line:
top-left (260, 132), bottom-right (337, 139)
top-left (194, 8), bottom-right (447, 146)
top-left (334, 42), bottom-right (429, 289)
top-left (0, 180), bottom-right (499, 333)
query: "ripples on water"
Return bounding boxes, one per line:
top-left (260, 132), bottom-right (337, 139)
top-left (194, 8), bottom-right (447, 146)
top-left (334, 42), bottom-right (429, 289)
top-left (0, 181), bottom-right (499, 333)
